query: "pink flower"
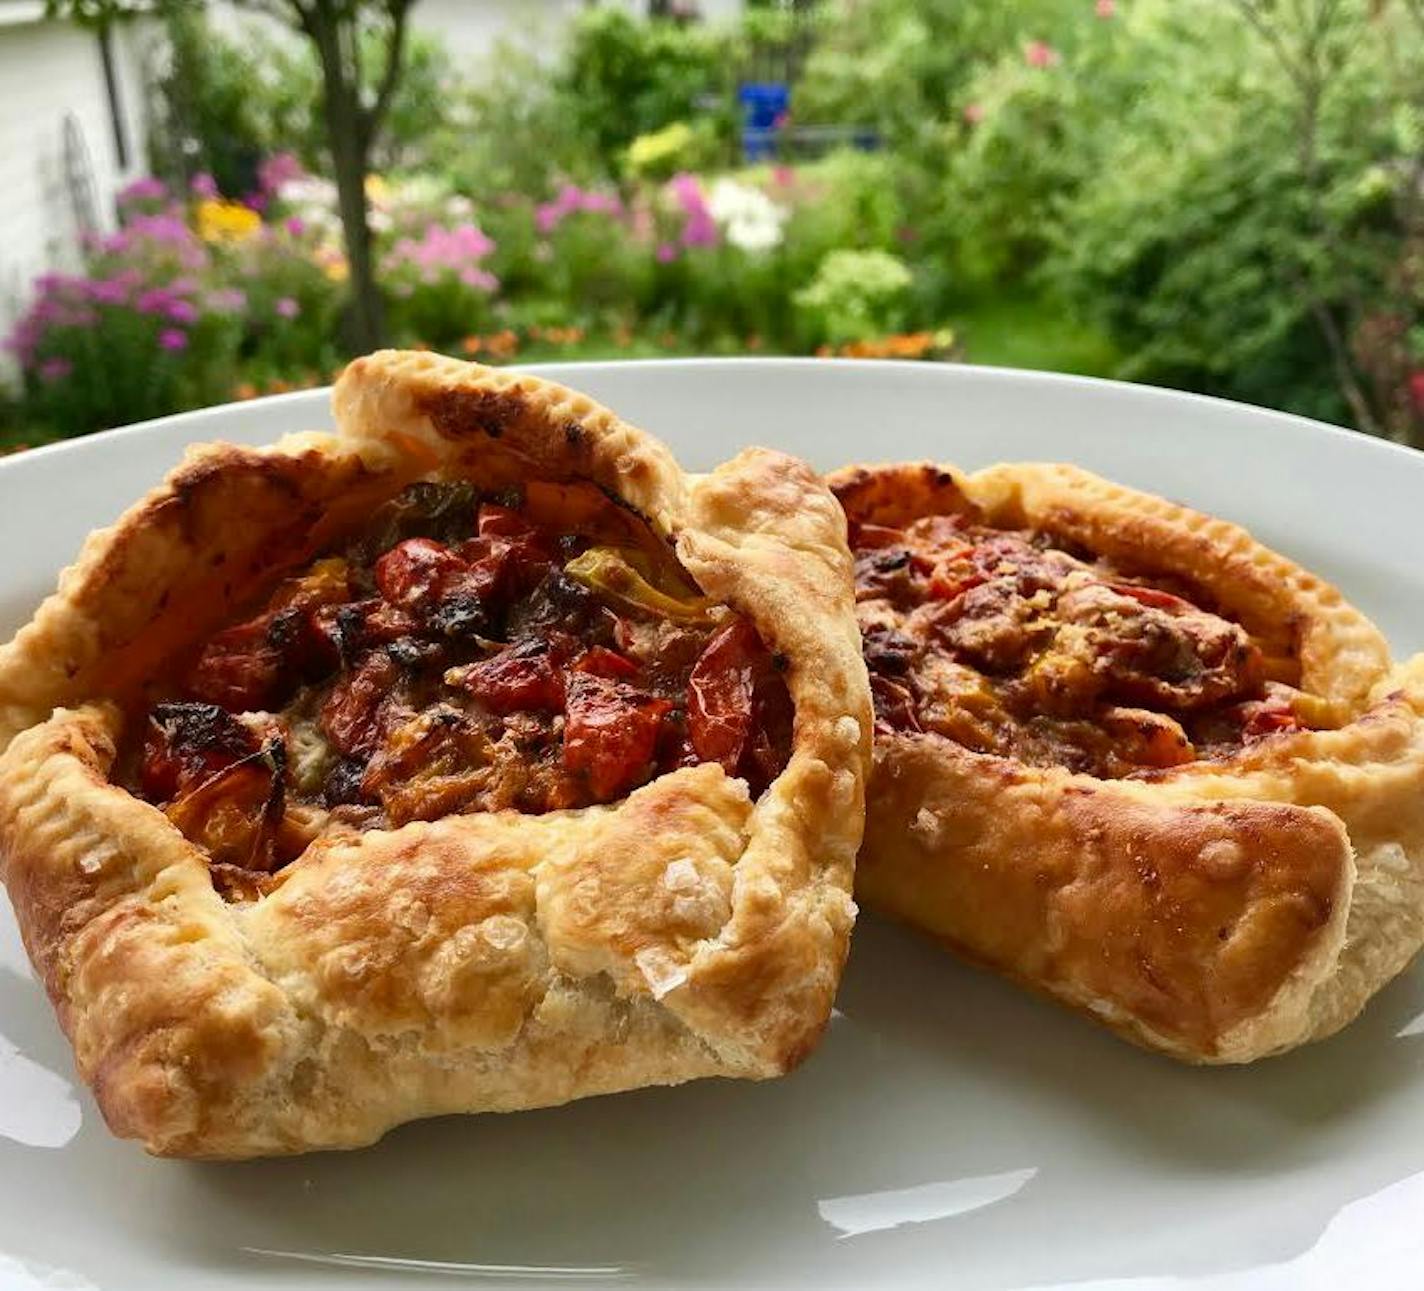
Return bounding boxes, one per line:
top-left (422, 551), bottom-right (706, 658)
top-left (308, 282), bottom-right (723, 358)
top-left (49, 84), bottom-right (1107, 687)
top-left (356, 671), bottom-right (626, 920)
top-left (667, 173), bottom-right (718, 249)
top-left (244, 192), bottom-right (269, 214)
top-left (458, 267), bottom-right (498, 291)
top-left (963, 102), bottom-right (986, 125)
top-left (655, 242), bottom-right (677, 264)
top-left (158, 329), bottom-right (188, 352)
top-left (117, 176), bottom-right (167, 206)
top-left (38, 356), bottom-right (72, 383)
top-left (190, 172), bottom-right (219, 199)
top-left (258, 152), bottom-right (305, 195)
top-left (1024, 40), bottom-right (1060, 68)
top-left (771, 165), bottom-right (795, 187)
top-left (167, 299), bottom-right (199, 324)
top-left (274, 297), bottom-right (300, 319)
top-left (1095, 0), bottom-right (1116, 16)
top-left (284, 216), bottom-right (306, 238)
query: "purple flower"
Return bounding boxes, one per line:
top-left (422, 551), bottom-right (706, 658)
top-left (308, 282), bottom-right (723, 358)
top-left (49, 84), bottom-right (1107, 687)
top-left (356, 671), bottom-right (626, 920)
top-left (158, 329), bottom-right (188, 352)
top-left (167, 299), bottom-right (200, 324)
top-left (190, 172), bottom-right (219, 199)
top-left (117, 176), bottom-right (167, 206)
top-left (38, 356), bottom-right (73, 383)
top-left (88, 277), bottom-right (132, 306)
top-left (655, 242), bottom-right (678, 263)
top-left (258, 151), bottom-right (306, 195)
top-left (274, 296), bottom-right (300, 319)
top-left (244, 192), bottom-right (269, 214)
top-left (136, 288), bottom-right (176, 315)
top-left (667, 173), bottom-right (718, 249)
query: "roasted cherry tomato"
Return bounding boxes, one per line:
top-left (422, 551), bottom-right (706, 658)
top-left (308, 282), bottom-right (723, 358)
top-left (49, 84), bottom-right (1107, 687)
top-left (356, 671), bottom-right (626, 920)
top-left (140, 702), bottom-right (261, 802)
top-left (452, 637), bottom-right (570, 714)
top-left (320, 651), bottom-right (400, 758)
top-left (186, 619), bottom-right (285, 711)
top-left (562, 672), bottom-right (671, 801)
top-left (573, 646), bottom-right (640, 681)
top-left (686, 619), bottom-right (760, 774)
top-left (375, 537), bottom-right (468, 611)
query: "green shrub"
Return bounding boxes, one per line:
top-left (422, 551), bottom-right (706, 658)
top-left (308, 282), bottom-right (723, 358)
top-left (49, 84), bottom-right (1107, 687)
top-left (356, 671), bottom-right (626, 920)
top-left (794, 249), bottom-right (914, 345)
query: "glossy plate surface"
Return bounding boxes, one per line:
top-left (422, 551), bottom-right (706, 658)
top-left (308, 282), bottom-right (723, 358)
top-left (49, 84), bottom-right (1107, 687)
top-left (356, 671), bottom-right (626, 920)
top-left (1, 360), bottom-right (1421, 1291)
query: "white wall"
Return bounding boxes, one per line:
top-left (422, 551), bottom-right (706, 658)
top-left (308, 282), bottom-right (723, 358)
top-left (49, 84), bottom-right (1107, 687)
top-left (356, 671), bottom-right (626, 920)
top-left (210, 0), bottom-right (746, 68)
top-left (0, 6), bottom-right (149, 355)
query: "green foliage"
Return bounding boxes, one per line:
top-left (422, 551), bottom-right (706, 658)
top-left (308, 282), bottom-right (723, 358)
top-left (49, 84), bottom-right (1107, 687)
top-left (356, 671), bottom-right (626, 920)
top-left (795, 249), bottom-right (914, 345)
top-left (557, 7), bottom-right (734, 162)
top-left (146, 8), bottom-right (452, 194)
top-left (1046, 0), bottom-right (1413, 425)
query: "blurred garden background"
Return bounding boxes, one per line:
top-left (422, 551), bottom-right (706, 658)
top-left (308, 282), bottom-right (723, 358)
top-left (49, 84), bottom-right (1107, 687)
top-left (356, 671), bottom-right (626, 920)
top-left (5, 0), bottom-right (1424, 450)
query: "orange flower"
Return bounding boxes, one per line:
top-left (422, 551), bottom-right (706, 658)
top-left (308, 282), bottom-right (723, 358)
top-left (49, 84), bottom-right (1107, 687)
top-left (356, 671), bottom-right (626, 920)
top-left (267, 378), bottom-right (292, 395)
top-left (745, 334), bottom-right (763, 351)
top-left (461, 335), bottom-right (483, 355)
top-left (232, 381), bottom-right (258, 401)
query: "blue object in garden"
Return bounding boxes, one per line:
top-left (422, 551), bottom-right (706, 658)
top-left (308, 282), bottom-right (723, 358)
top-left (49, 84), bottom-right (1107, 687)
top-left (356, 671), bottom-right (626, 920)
top-left (739, 82), bottom-right (790, 162)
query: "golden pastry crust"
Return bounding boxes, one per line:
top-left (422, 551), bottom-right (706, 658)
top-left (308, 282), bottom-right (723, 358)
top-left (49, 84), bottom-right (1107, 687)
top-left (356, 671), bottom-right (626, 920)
top-left (0, 352), bottom-right (871, 1156)
top-left (832, 460), bottom-right (1424, 1063)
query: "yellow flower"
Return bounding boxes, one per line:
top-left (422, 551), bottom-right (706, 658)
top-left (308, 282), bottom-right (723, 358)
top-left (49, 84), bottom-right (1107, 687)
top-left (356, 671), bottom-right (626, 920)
top-left (625, 122), bottom-right (694, 177)
top-left (365, 174), bottom-right (390, 204)
top-left (319, 253), bottom-right (349, 282)
top-left (195, 199), bottom-right (261, 243)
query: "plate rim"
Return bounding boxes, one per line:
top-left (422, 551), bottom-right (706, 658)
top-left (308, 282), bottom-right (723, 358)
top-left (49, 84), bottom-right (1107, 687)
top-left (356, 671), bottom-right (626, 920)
top-left (5, 356), bottom-right (1422, 477)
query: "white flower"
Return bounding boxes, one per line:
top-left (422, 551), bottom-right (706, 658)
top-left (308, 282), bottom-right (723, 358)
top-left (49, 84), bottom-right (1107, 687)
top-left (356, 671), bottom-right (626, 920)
top-left (706, 177), bottom-right (786, 253)
top-left (445, 194), bottom-right (475, 218)
top-left (277, 176), bottom-right (337, 209)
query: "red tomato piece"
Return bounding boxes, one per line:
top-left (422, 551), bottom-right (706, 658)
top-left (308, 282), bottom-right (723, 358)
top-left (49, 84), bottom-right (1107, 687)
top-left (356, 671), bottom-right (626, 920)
top-left (477, 504), bottom-right (538, 538)
top-left (562, 672), bottom-right (671, 801)
top-left (320, 651), bottom-right (399, 758)
top-left (186, 619), bottom-right (284, 711)
top-left (375, 538), bottom-right (467, 610)
top-left (928, 568), bottom-right (986, 602)
top-left (454, 638), bottom-right (570, 714)
top-left (1238, 697), bottom-right (1304, 743)
top-left (1107, 582), bottom-right (1195, 614)
top-left (574, 646), bottom-right (640, 681)
top-left (686, 619), bottom-right (761, 773)
top-left (140, 702), bottom-right (260, 802)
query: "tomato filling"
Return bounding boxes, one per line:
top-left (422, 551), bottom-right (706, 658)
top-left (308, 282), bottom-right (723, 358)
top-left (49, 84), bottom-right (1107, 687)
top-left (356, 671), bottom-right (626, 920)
top-left (128, 481), bottom-right (792, 892)
top-left (850, 512), bottom-right (1325, 777)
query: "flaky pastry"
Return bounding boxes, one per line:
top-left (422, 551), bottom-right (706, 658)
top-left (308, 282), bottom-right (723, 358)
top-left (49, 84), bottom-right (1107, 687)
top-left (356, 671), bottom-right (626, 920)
top-left (832, 460), bottom-right (1424, 1063)
top-left (0, 352), bottom-right (870, 1156)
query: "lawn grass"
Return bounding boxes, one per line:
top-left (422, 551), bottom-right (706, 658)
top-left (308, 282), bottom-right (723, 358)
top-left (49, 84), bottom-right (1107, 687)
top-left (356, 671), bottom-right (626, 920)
top-left (953, 293), bottom-right (1122, 378)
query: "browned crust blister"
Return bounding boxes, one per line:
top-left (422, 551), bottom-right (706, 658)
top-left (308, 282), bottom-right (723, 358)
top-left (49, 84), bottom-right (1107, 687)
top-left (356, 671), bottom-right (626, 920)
top-left (0, 352), bottom-right (871, 1156)
top-left (833, 460), bottom-right (1424, 1063)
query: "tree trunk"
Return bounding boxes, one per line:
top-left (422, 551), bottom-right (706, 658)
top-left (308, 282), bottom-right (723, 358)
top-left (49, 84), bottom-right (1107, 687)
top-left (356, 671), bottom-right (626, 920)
top-left (310, 12), bottom-right (385, 352)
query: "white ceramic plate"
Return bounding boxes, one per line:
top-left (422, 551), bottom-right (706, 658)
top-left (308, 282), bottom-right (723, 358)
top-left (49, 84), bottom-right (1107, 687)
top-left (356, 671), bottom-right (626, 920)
top-left (1, 360), bottom-right (1422, 1291)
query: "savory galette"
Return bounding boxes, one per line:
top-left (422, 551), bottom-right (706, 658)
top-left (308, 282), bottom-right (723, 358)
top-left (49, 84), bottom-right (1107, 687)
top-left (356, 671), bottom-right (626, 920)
top-left (0, 352), bottom-right (871, 1156)
top-left (832, 460), bottom-right (1424, 1062)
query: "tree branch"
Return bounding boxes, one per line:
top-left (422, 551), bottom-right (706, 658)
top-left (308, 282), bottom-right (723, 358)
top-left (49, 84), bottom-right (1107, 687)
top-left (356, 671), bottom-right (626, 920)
top-left (360, 0), bottom-right (411, 147)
